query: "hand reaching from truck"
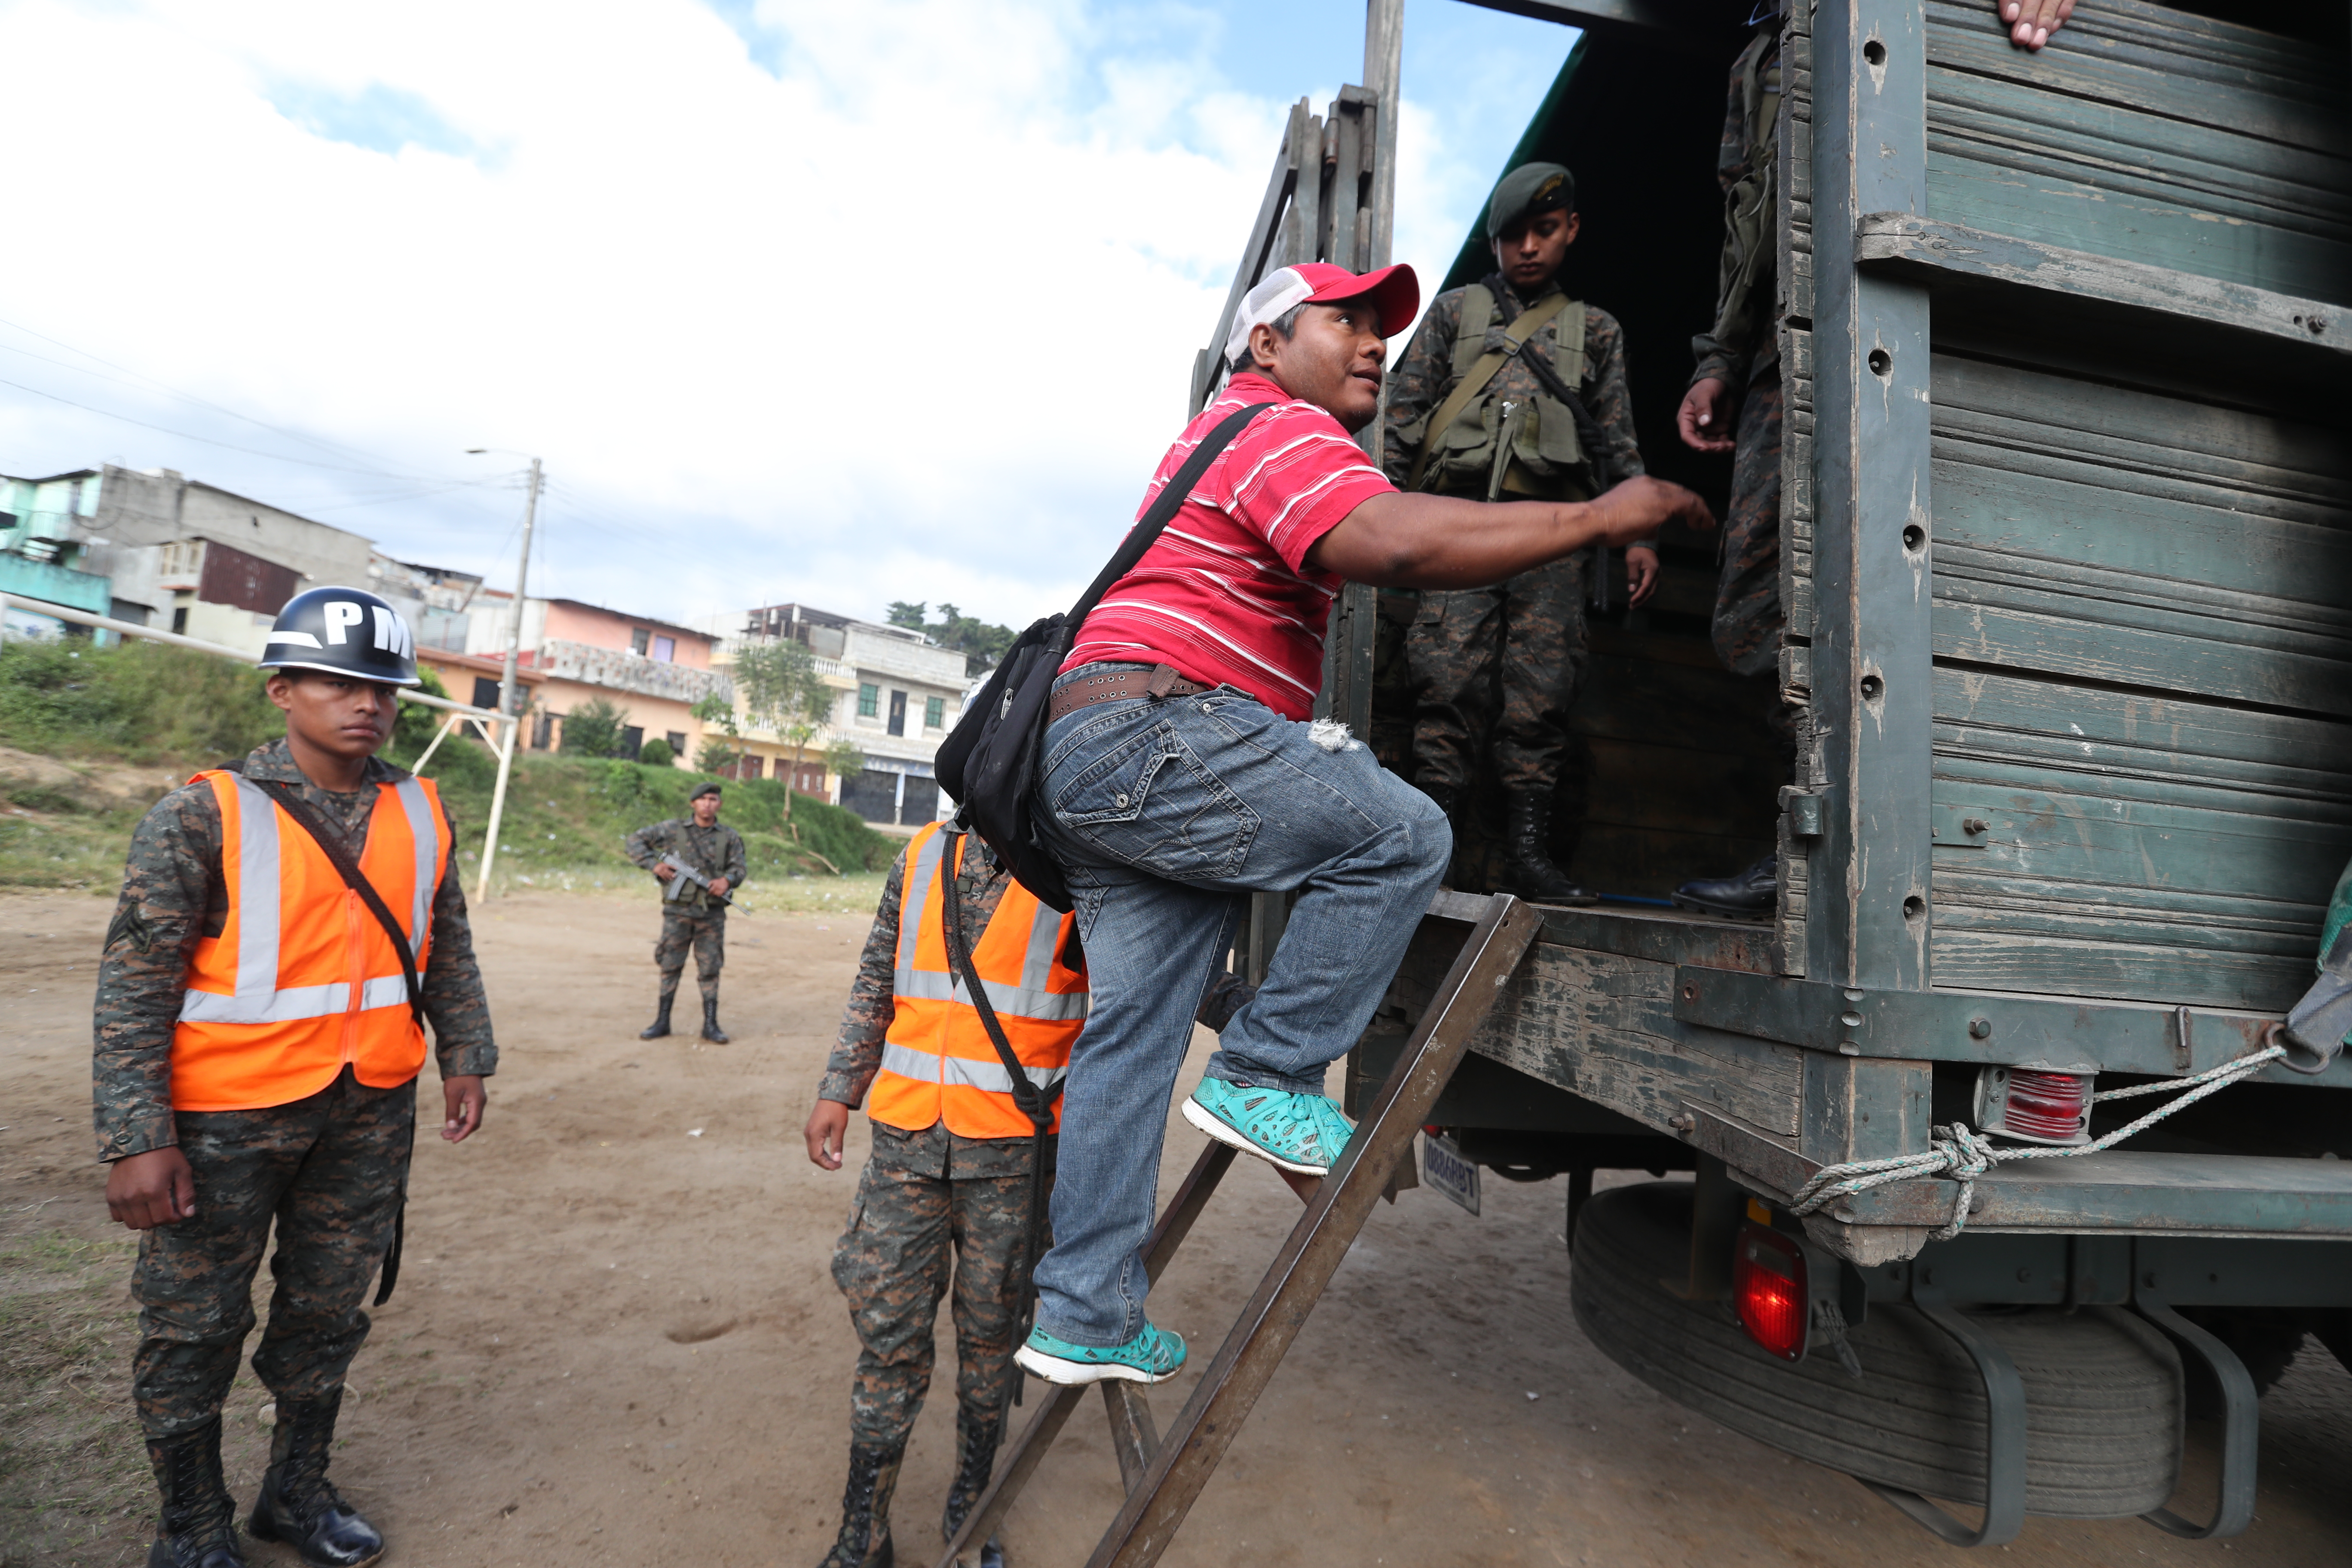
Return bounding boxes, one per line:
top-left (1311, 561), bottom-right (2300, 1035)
top-left (1995, 0), bottom-right (2076, 49)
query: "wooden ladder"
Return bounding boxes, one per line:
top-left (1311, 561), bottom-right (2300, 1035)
top-left (935, 891), bottom-right (1543, 1568)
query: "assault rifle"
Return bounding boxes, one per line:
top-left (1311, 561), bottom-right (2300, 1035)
top-left (659, 852), bottom-right (744, 911)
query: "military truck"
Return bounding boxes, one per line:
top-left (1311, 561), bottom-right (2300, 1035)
top-left (1204, 0), bottom-right (2351, 1547)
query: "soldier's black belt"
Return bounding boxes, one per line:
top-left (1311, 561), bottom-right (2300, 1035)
top-left (1047, 664), bottom-right (1212, 724)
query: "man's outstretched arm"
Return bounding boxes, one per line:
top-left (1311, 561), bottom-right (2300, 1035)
top-left (1307, 473), bottom-right (1712, 589)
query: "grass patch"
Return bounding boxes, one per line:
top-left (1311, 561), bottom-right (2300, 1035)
top-left (0, 1231), bottom-right (148, 1565)
top-left (0, 639), bottom-right (902, 898)
top-left (390, 751), bottom-right (900, 899)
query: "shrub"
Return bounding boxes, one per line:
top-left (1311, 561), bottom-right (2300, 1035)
top-left (638, 737), bottom-right (674, 768)
top-left (561, 698), bottom-right (628, 758)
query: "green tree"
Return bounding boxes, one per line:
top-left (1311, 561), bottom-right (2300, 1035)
top-left (733, 637), bottom-right (835, 815)
top-left (689, 692), bottom-right (741, 777)
top-left (823, 738), bottom-right (866, 787)
top-left (887, 601), bottom-right (1015, 676)
top-left (637, 736), bottom-right (674, 768)
top-left (560, 698), bottom-right (629, 758)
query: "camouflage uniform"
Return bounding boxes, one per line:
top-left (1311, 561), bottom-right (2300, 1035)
top-left (92, 737), bottom-right (496, 1438)
top-left (624, 817), bottom-right (748, 1003)
top-left (1381, 281), bottom-right (1645, 796)
top-left (819, 836), bottom-right (1050, 1455)
top-left (1694, 23), bottom-right (1787, 680)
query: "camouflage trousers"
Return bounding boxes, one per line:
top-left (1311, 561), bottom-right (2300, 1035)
top-left (1406, 553), bottom-right (1589, 794)
top-left (132, 1066), bottom-right (412, 1439)
top-left (831, 1157), bottom-right (1045, 1452)
top-left (1712, 367), bottom-right (1785, 678)
top-left (654, 906), bottom-right (725, 1002)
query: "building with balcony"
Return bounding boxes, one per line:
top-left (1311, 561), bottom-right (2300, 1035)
top-left (448, 597), bottom-right (732, 760)
top-left (714, 603), bottom-right (971, 828)
top-left (4, 465), bottom-right (386, 655)
top-left (2, 471), bottom-right (133, 637)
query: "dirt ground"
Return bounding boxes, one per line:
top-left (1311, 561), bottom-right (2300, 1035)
top-left (5, 885), bottom-right (2350, 1568)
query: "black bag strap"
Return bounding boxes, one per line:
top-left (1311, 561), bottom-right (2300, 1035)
top-left (939, 830), bottom-right (1061, 1372)
top-left (248, 776), bottom-right (431, 1308)
top-left (1066, 401), bottom-right (1274, 632)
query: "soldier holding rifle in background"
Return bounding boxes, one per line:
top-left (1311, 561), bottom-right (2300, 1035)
top-left (625, 780), bottom-right (747, 1042)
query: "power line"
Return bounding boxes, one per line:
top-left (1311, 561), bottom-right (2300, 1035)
top-left (0, 313), bottom-right (453, 477)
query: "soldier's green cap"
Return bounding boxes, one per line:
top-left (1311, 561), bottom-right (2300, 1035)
top-left (1486, 162), bottom-right (1577, 239)
top-left (690, 781), bottom-right (723, 801)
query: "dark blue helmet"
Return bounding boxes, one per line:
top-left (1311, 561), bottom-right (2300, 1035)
top-left (258, 586), bottom-right (421, 686)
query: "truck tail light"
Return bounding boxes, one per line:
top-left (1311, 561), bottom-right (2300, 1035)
top-left (1975, 1066), bottom-right (2092, 1144)
top-left (1733, 1223), bottom-right (1808, 1361)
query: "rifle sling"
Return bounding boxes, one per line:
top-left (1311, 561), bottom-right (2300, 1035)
top-left (1404, 292), bottom-right (1574, 492)
top-left (247, 777), bottom-right (430, 1308)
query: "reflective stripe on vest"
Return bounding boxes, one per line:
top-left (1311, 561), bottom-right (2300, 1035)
top-left (867, 821), bottom-right (1086, 1139)
top-left (170, 770), bottom-right (447, 1110)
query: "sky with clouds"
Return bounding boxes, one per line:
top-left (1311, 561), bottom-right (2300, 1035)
top-left (1, 0), bottom-right (1578, 631)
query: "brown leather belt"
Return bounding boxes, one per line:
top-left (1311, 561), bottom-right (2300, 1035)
top-left (1047, 663), bottom-right (1211, 725)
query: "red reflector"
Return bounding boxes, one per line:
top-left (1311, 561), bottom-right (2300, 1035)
top-left (1999, 1069), bottom-right (2091, 1141)
top-left (1733, 1223), bottom-right (1808, 1361)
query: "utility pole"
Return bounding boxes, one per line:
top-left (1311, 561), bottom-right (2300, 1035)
top-left (499, 458), bottom-right (542, 718)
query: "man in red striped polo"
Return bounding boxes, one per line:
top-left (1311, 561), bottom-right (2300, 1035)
top-left (1013, 261), bottom-right (1713, 1387)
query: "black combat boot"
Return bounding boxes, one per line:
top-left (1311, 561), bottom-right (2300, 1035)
top-left (940, 1415), bottom-right (1006, 1568)
top-left (246, 1390), bottom-right (385, 1568)
top-left (639, 992), bottom-right (674, 1040)
top-left (1672, 854), bottom-right (1777, 920)
top-left (818, 1442), bottom-right (902, 1568)
top-left (700, 996), bottom-right (730, 1044)
top-left (1502, 792), bottom-right (1596, 906)
top-left (145, 1418), bottom-right (248, 1568)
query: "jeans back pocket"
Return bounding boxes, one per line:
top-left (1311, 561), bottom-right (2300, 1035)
top-left (1050, 721), bottom-right (1259, 882)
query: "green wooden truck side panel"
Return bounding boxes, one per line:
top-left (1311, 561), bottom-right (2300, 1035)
top-left (1922, 0), bottom-right (2352, 304)
top-left (1916, 2), bottom-right (2352, 1012)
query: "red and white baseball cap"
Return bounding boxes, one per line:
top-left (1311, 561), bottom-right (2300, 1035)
top-left (1223, 262), bottom-right (1421, 368)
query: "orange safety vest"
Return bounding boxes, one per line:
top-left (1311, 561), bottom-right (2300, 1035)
top-left (171, 769), bottom-right (450, 1112)
top-left (866, 821), bottom-right (1087, 1139)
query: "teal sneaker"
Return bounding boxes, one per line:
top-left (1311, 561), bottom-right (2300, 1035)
top-left (1183, 1077), bottom-right (1352, 1176)
top-left (1014, 1322), bottom-right (1187, 1386)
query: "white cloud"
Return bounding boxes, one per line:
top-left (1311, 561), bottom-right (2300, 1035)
top-left (1, 0), bottom-right (1570, 631)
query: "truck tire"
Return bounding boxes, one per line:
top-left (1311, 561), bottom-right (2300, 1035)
top-left (1571, 1182), bottom-right (2182, 1518)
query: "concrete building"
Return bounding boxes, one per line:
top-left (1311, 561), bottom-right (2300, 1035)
top-left (718, 603), bottom-right (969, 828)
top-left (0, 471), bottom-right (114, 636)
top-left (9, 465), bottom-right (378, 657)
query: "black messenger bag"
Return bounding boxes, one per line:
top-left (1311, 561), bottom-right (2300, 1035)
top-left (935, 401), bottom-right (1271, 910)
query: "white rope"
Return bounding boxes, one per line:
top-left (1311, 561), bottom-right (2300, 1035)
top-left (1785, 1044), bottom-right (2287, 1239)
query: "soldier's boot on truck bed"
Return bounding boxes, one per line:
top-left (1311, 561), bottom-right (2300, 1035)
top-left (701, 997), bottom-right (730, 1044)
top-left (145, 1418), bottom-right (248, 1568)
top-left (247, 1390), bottom-right (386, 1568)
top-left (941, 1414), bottom-right (1006, 1568)
top-left (1503, 792), bottom-right (1596, 906)
top-left (818, 1442), bottom-right (902, 1568)
top-left (1671, 854), bottom-right (1777, 921)
top-left (639, 992), bottom-right (674, 1040)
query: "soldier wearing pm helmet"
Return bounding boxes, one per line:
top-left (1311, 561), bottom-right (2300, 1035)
top-left (93, 585), bottom-right (496, 1568)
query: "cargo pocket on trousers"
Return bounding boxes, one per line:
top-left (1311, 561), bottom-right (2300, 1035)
top-left (1055, 723), bottom-right (1259, 881)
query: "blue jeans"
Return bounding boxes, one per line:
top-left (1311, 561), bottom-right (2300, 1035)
top-left (1029, 663), bottom-right (1451, 1347)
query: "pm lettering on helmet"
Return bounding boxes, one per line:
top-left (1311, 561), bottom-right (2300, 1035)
top-left (322, 601), bottom-right (365, 645)
top-left (371, 605), bottom-right (414, 658)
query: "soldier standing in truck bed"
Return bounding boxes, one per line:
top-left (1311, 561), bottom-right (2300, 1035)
top-left (624, 780), bottom-right (747, 1043)
top-left (1669, 0), bottom-right (1793, 921)
top-left (1381, 160), bottom-right (1659, 904)
top-left (95, 585), bottom-right (493, 1568)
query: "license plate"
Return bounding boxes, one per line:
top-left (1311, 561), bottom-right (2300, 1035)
top-left (1421, 1132), bottom-right (1480, 1217)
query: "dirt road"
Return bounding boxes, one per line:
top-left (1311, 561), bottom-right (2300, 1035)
top-left (5, 886), bottom-right (2349, 1568)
